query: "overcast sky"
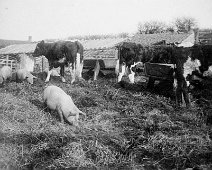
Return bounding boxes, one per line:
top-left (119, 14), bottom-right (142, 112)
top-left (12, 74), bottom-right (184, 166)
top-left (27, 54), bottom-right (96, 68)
top-left (0, 0), bottom-right (211, 41)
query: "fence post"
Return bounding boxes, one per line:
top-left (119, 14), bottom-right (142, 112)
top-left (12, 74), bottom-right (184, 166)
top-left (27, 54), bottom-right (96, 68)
top-left (6, 55), bottom-right (9, 66)
top-left (15, 60), bottom-right (18, 71)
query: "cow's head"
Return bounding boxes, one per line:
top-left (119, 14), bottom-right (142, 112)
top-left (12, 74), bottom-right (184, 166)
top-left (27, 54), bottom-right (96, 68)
top-left (183, 53), bottom-right (201, 87)
top-left (190, 45), bottom-right (205, 72)
top-left (33, 40), bottom-right (46, 57)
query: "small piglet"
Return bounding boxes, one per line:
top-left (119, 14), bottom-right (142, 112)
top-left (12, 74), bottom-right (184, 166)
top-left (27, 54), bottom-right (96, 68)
top-left (43, 85), bottom-right (85, 125)
top-left (16, 69), bottom-right (37, 84)
top-left (0, 66), bottom-right (12, 85)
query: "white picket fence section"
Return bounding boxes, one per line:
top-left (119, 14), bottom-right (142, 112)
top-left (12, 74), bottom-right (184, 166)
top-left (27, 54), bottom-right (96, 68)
top-left (0, 56), bottom-right (17, 71)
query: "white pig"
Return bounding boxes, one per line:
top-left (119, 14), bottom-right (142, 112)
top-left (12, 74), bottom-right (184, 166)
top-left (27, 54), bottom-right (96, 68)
top-left (16, 69), bottom-right (37, 84)
top-left (0, 66), bottom-right (12, 84)
top-left (43, 85), bottom-right (85, 125)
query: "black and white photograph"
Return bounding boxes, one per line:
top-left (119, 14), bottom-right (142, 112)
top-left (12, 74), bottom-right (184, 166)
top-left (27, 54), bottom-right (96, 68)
top-left (0, 0), bottom-right (212, 169)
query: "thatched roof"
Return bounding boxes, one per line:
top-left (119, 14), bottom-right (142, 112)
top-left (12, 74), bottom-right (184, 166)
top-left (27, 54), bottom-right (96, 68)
top-left (129, 32), bottom-right (192, 46)
top-left (0, 38), bottom-right (127, 55)
top-left (0, 33), bottom-right (193, 55)
top-left (0, 43), bottom-right (37, 55)
top-left (81, 38), bottom-right (127, 50)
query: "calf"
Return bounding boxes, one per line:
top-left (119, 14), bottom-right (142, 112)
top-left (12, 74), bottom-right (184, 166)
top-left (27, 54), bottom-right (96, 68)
top-left (33, 40), bottom-right (84, 84)
top-left (116, 42), bottom-right (143, 83)
top-left (143, 46), bottom-right (201, 107)
top-left (0, 66), bottom-right (12, 85)
top-left (43, 85), bottom-right (85, 125)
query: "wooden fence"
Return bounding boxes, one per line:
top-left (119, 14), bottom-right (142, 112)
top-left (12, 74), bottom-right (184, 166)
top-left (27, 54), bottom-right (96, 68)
top-left (34, 56), bottom-right (49, 72)
top-left (0, 55), bottom-right (17, 71)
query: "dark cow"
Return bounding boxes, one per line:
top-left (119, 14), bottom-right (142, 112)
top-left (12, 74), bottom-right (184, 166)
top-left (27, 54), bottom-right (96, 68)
top-left (117, 43), bottom-right (203, 107)
top-left (116, 42), bottom-right (143, 83)
top-left (147, 46), bottom-right (203, 107)
top-left (33, 40), bottom-right (84, 83)
top-left (190, 44), bottom-right (212, 73)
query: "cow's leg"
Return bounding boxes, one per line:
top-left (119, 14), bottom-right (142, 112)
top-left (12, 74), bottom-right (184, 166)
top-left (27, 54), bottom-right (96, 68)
top-left (128, 66), bottom-right (135, 84)
top-left (182, 80), bottom-right (190, 108)
top-left (69, 63), bottom-right (76, 84)
top-left (60, 66), bottom-right (66, 83)
top-left (176, 88), bottom-right (183, 107)
top-left (115, 59), bottom-right (120, 76)
top-left (118, 64), bottom-right (126, 82)
top-left (78, 60), bottom-right (84, 79)
top-left (176, 81), bottom-right (184, 107)
top-left (75, 53), bottom-right (81, 78)
top-left (147, 77), bottom-right (155, 89)
top-left (93, 60), bottom-right (100, 81)
top-left (45, 66), bottom-right (53, 83)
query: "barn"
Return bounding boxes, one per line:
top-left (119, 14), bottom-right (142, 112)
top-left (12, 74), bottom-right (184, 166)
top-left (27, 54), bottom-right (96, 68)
top-left (0, 43), bottom-right (52, 73)
top-left (0, 43), bottom-right (38, 72)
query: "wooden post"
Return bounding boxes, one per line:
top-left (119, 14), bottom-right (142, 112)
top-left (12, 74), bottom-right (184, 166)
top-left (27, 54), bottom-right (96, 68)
top-left (115, 49), bottom-right (119, 76)
top-left (6, 55), bottom-right (9, 66)
top-left (93, 60), bottom-right (100, 81)
top-left (15, 59), bottom-right (18, 71)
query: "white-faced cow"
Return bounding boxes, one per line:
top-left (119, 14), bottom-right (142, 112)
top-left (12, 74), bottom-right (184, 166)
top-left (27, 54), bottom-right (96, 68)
top-left (116, 42), bottom-right (143, 83)
top-left (116, 43), bottom-right (203, 107)
top-left (33, 40), bottom-right (84, 84)
top-left (146, 46), bottom-right (202, 107)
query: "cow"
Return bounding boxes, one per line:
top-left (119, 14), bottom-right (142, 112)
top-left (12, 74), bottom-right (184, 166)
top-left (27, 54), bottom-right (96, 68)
top-left (190, 44), bottom-right (212, 73)
top-left (116, 42), bottom-right (143, 83)
top-left (33, 40), bottom-right (84, 84)
top-left (147, 46), bottom-right (204, 107)
top-left (117, 43), bottom-right (203, 107)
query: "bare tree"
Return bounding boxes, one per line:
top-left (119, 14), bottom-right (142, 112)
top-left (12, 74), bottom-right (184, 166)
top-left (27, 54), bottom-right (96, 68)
top-left (174, 17), bottom-right (198, 33)
top-left (138, 21), bottom-right (167, 34)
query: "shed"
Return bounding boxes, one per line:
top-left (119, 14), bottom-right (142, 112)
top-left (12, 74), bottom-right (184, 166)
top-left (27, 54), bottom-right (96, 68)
top-left (0, 43), bottom-right (38, 72)
top-left (0, 43), bottom-right (49, 72)
top-left (81, 38), bottom-right (127, 69)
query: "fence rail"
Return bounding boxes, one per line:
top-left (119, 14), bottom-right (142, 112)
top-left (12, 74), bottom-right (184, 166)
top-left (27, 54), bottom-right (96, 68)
top-left (0, 56), bottom-right (17, 70)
